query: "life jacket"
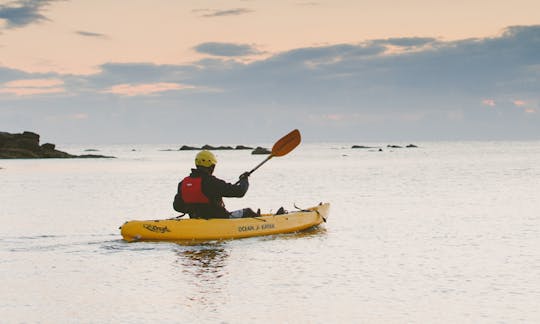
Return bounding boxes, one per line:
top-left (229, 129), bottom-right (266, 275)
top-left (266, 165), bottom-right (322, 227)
top-left (181, 176), bottom-right (210, 204)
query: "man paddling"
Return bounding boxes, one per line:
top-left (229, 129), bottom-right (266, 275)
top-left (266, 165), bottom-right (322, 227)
top-left (173, 150), bottom-right (258, 219)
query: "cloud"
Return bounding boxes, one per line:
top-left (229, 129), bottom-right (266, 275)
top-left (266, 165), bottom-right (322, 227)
top-left (0, 78), bottom-right (65, 95)
top-left (194, 42), bottom-right (261, 57)
top-left (76, 30), bottom-right (108, 39)
top-left (1, 25), bottom-right (539, 142)
top-left (195, 8), bottom-right (253, 18)
top-left (375, 37), bottom-right (437, 47)
top-left (0, 66), bottom-right (28, 82)
top-left (103, 82), bottom-right (193, 96)
top-left (0, 0), bottom-right (57, 29)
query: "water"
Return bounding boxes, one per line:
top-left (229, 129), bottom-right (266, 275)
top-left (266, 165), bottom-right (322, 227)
top-left (1, 142), bottom-right (539, 323)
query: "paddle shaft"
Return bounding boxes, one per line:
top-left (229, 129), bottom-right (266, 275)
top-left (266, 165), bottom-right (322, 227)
top-left (247, 154), bottom-right (273, 176)
top-left (234, 155), bottom-right (272, 185)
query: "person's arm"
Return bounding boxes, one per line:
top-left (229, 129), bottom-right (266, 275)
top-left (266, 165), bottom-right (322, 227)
top-left (207, 174), bottom-right (249, 198)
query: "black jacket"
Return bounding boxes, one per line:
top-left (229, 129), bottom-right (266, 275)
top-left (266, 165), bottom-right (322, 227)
top-left (173, 168), bottom-right (249, 218)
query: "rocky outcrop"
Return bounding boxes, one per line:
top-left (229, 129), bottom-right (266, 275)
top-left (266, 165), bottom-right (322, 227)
top-left (0, 131), bottom-right (114, 159)
top-left (235, 145), bottom-right (253, 150)
top-left (352, 144), bottom-right (419, 149)
top-left (351, 145), bottom-right (376, 149)
top-left (251, 146), bottom-right (271, 155)
top-left (201, 144), bottom-right (234, 150)
top-left (179, 145), bottom-right (200, 151)
top-left (387, 144), bottom-right (420, 148)
top-left (178, 144), bottom-right (254, 151)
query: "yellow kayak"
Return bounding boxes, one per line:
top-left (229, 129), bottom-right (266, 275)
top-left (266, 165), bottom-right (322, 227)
top-left (120, 203), bottom-right (329, 242)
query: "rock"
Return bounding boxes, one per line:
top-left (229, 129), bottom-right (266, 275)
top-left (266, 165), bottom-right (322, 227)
top-left (0, 131), bottom-right (115, 159)
top-left (201, 144), bottom-right (234, 150)
top-left (387, 145), bottom-right (402, 148)
top-left (179, 144), bottom-right (254, 151)
top-left (252, 146), bottom-right (271, 155)
top-left (77, 154), bottom-right (115, 158)
top-left (406, 144), bottom-right (418, 148)
top-left (235, 145), bottom-right (253, 150)
top-left (41, 143), bottom-right (56, 151)
top-left (84, 149), bottom-right (99, 152)
top-left (179, 145), bottom-right (200, 151)
top-left (201, 145), bottom-right (216, 150)
top-left (352, 145), bottom-right (374, 149)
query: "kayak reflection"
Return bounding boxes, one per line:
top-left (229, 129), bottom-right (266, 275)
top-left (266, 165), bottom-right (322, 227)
top-left (177, 245), bottom-right (229, 276)
top-left (175, 244), bottom-right (230, 308)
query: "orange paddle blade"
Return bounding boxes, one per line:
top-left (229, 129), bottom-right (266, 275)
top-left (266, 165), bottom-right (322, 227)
top-left (271, 129), bottom-right (301, 157)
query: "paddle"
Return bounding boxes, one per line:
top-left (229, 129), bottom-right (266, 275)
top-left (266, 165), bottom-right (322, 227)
top-left (239, 129), bottom-right (301, 181)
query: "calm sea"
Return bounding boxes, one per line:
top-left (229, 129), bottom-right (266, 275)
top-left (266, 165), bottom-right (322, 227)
top-left (1, 142), bottom-right (539, 323)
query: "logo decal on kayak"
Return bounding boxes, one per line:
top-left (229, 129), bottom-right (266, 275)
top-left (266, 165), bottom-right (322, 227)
top-left (237, 223), bottom-right (275, 232)
top-left (143, 224), bottom-right (171, 233)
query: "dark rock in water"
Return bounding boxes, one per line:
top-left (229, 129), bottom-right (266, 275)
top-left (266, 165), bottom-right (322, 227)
top-left (84, 149), bottom-right (99, 152)
top-left (201, 144), bottom-right (234, 150)
top-left (179, 144), bottom-right (252, 151)
top-left (406, 144), bottom-right (418, 148)
top-left (235, 145), bottom-right (253, 150)
top-left (77, 154), bottom-right (115, 158)
top-left (252, 146), bottom-right (271, 155)
top-left (352, 145), bottom-right (375, 149)
top-left (0, 131), bottom-right (115, 159)
top-left (179, 145), bottom-right (200, 151)
top-left (387, 145), bottom-right (403, 148)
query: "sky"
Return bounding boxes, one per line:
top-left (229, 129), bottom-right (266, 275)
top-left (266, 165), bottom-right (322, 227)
top-left (0, 0), bottom-right (539, 144)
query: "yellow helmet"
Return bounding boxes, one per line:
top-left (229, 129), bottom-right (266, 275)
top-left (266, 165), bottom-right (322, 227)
top-left (195, 150), bottom-right (217, 167)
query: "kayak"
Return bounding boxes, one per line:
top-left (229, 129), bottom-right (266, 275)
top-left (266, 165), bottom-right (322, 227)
top-left (120, 203), bottom-right (329, 242)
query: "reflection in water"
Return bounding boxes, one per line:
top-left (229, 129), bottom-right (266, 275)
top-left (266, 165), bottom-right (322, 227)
top-left (175, 244), bottom-right (230, 315)
top-left (259, 225), bottom-right (328, 241)
top-left (178, 245), bottom-right (229, 277)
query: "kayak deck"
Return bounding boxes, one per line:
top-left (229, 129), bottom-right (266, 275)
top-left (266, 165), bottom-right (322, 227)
top-left (120, 203), bottom-right (329, 242)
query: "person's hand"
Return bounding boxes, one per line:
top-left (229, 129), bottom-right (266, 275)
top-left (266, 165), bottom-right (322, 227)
top-left (239, 171), bottom-right (250, 180)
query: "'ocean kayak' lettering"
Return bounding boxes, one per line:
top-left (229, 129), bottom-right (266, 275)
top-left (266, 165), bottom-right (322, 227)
top-left (237, 223), bottom-right (275, 232)
top-left (143, 224), bottom-right (171, 233)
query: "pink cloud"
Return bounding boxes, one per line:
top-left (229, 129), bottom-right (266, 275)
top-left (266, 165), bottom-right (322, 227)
top-left (4, 79), bottom-right (64, 88)
top-left (524, 108), bottom-right (536, 114)
top-left (0, 78), bottom-right (65, 96)
top-left (513, 100), bottom-right (526, 106)
top-left (104, 82), bottom-right (193, 96)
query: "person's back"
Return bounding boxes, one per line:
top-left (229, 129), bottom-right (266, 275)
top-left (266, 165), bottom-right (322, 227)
top-left (173, 150), bottom-right (250, 219)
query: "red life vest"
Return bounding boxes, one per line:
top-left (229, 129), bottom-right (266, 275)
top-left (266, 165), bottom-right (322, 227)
top-left (181, 176), bottom-right (210, 204)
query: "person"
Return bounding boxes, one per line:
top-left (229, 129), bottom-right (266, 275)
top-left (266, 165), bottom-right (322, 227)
top-left (173, 150), bottom-right (259, 219)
